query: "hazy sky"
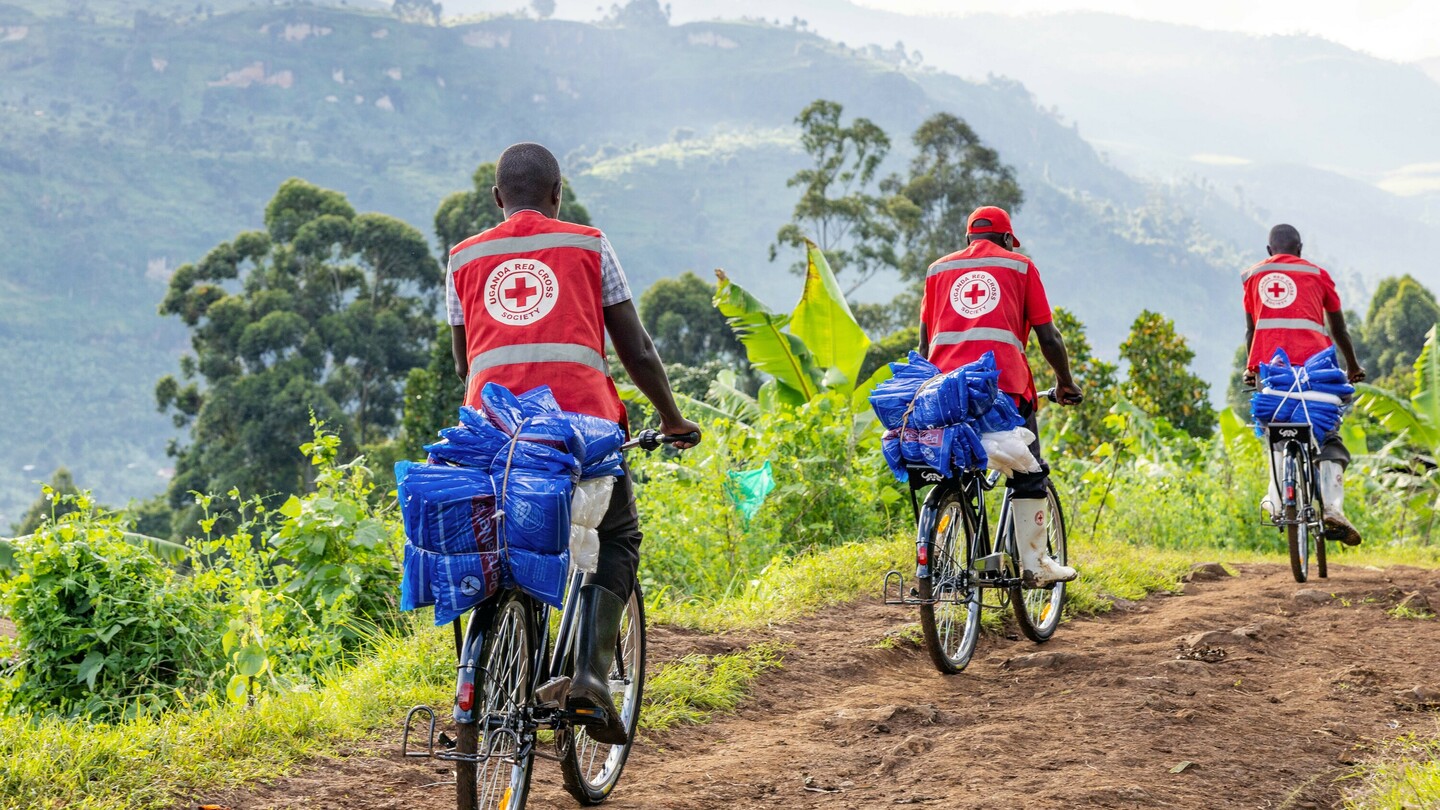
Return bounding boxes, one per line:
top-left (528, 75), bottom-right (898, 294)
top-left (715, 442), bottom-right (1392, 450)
top-left (858, 0), bottom-right (1440, 62)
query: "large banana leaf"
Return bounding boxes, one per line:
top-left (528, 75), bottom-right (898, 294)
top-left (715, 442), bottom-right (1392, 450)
top-left (615, 382), bottom-right (747, 428)
top-left (123, 533), bottom-right (192, 566)
top-left (1411, 323), bottom-right (1440, 430)
top-left (0, 538), bottom-right (15, 577)
top-left (1355, 384), bottom-right (1440, 452)
top-left (713, 270), bottom-right (821, 401)
top-left (1217, 407), bottom-right (1254, 450)
top-left (707, 370), bottom-right (762, 424)
top-left (789, 241), bottom-right (870, 391)
top-left (852, 364), bottom-right (894, 413)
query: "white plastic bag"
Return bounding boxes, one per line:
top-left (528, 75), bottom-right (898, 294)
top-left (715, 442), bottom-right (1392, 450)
top-left (981, 427), bottom-right (1041, 477)
top-left (569, 478), bottom-right (614, 573)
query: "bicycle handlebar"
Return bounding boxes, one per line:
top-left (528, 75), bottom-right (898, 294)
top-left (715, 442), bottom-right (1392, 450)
top-left (1038, 387), bottom-right (1082, 405)
top-left (621, 429), bottom-right (702, 453)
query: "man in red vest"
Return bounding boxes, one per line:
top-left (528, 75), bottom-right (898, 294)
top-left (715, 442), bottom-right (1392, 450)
top-left (447, 143), bottom-right (700, 743)
top-left (1241, 223), bottom-right (1365, 545)
top-left (919, 206), bottom-right (1083, 585)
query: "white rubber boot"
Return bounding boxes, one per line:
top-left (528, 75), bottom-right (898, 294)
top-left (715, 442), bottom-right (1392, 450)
top-left (1013, 498), bottom-right (1076, 586)
top-left (1261, 450), bottom-right (1281, 520)
top-left (1318, 461), bottom-right (1362, 546)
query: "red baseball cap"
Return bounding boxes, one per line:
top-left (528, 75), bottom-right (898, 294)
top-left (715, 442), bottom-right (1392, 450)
top-left (966, 206), bottom-right (1020, 247)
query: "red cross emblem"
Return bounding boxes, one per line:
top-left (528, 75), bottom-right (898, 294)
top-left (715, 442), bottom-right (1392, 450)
top-left (504, 275), bottom-right (538, 309)
top-left (964, 283), bottom-right (988, 306)
top-left (1267, 281), bottom-right (1287, 299)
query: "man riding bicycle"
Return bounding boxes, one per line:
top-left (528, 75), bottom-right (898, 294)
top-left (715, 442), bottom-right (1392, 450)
top-left (1241, 223), bottom-right (1365, 545)
top-left (917, 206), bottom-right (1082, 586)
top-left (446, 143), bottom-right (700, 744)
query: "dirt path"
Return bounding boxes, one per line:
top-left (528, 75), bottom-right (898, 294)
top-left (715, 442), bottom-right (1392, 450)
top-left (204, 564), bottom-right (1440, 810)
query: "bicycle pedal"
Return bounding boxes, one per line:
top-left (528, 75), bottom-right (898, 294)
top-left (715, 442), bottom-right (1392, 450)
top-left (438, 731), bottom-right (455, 750)
top-left (534, 676), bottom-right (571, 709)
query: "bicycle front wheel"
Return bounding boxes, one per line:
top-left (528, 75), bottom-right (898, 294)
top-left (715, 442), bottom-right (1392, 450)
top-left (560, 584), bottom-right (646, 805)
top-left (1011, 481), bottom-right (1068, 642)
top-left (456, 593), bottom-right (535, 810)
top-left (918, 489), bottom-right (982, 674)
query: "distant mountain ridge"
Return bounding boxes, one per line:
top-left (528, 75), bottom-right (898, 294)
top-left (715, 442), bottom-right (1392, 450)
top-left (0, 1), bottom-right (1263, 522)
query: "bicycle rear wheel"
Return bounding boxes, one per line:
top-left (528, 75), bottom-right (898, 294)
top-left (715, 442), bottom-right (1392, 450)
top-left (561, 584), bottom-right (647, 805)
top-left (918, 489), bottom-right (982, 674)
top-left (456, 593), bottom-right (535, 810)
top-left (1012, 481), bottom-right (1068, 642)
top-left (1286, 503), bottom-right (1309, 583)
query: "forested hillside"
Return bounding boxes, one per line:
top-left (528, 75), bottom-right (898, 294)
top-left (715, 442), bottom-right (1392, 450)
top-left (0, 0), bottom-right (1256, 520)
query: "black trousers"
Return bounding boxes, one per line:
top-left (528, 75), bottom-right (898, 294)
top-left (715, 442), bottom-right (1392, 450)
top-left (1006, 400), bottom-right (1051, 500)
top-left (1318, 434), bottom-right (1350, 467)
top-left (588, 460), bottom-right (642, 600)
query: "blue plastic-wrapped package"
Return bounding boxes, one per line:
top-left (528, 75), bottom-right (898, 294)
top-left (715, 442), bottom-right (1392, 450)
top-left (871, 351), bottom-right (1024, 480)
top-left (431, 549), bottom-right (503, 625)
top-left (1251, 347), bottom-right (1353, 438)
top-left (507, 548), bottom-right (570, 609)
top-left (399, 380), bottom-right (627, 623)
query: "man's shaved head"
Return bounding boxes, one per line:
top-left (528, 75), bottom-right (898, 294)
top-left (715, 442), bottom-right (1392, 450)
top-left (495, 142), bottom-right (562, 209)
top-left (1268, 223), bottom-right (1302, 257)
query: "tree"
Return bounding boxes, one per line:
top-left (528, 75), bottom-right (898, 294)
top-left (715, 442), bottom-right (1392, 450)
top-left (530, 0), bottom-right (556, 18)
top-left (1119, 310), bottom-right (1215, 438)
top-left (639, 271), bottom-right (745, 370)
top-left (604, 0), bottom-right (670, 27)
top-left (13, 468), bottom-right (82, 535)
top-left (883, 112), bottom-right (1024, 286)
top-left (156, 179), bottom-right (441, 518)
top-left (1362, 275), bottom-right (1440, 394)
top-left (434, 162), bottom-right (592, 261)
top-left (1027, 308), bottom-right (1119, 452)
top-left (401, 322), bottom-right (466, 448)
top-left (393, 0), bottom-right (442, 25)
top-left (773, 100), bottom-right (894, 290)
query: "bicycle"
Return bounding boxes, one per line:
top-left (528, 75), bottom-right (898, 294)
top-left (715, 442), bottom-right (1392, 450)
top-left (403, 429), bottom-right (699, 810)
top-left (883, 388), bottom-right (1069, 675)
top-left (1263, 421), bottom-right (1328, 583)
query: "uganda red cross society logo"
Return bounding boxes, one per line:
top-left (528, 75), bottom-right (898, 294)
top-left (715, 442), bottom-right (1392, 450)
top-left (949, 270), bottom-right (1001, 318)
top-left (1258, 272), bottom-right (1297, 309)
top-left (485, 259), bottom-right (559, 325)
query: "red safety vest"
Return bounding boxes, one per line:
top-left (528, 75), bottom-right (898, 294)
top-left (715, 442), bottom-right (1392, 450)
top-left (450, 211), bottom-right (627, 426)
top-left (922, 240), bottom-right (1046, 402)
top-left (1242, 254), bottom-right (1339, 371)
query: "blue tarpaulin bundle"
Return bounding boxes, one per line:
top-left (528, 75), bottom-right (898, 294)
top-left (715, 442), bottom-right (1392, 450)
top-left (869, 351), bottom-right (1026, 480)
top-left (398, 383), bottom-right (626, 623)
top-left (1251, 347), bottom-right (1354, 439)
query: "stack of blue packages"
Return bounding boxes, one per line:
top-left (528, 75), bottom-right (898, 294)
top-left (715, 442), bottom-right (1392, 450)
top-left (869, 351), bottom-right (1025, 481)
top-left (398, 382), bottom-right (625, 624)
top-left (1251, 347), bottom-right (1354, 439)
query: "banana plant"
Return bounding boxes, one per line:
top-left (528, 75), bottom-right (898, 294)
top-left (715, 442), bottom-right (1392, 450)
top-left (1354, 323), bottom-right (1440, 535)
top-left (713, 239), bottom-right (877, 409)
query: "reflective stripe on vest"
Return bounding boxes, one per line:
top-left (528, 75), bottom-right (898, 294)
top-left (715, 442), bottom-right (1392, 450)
top-left (466, 342), bottom-right (609, 392)
top-left (450, 232), bottom-right (602, 269)
top-left (930, 327), bottom-right (1026, 351)
top-left (1242, 262), bottom-right (1321, 282)
top-left (1254, 318), bottom-right (1326, 334)
top-left (927, 257), bottom-right (1029, 278)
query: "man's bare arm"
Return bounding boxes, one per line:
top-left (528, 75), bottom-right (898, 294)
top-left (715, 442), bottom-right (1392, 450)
top-left (451, 324), bottom-right (468, 379)
top-left (918, 323), bottom-right (929, 358)
top-left (604, 300), bottom-right (700, 445)
top-left (1033, 322), bottom-right (1082, 404)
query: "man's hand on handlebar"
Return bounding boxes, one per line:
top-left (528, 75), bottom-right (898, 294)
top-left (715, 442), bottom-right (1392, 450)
top-left (1052, 381), bottom-right (1084, 406)
top-left (1243, 369), bottom-right (1258, 389)
top-left (1348, 366), bottom-right (1367, 384)
top-left (659, 415), bottom-right (702, 450)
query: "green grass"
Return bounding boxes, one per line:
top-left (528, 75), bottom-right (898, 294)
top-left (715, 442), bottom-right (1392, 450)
top-left (641, 643), bottom-right (786, 733)
top-left (1343, 728), bottom-right (1440, 809)
top-left (0, 617), bottom-right (453, 810)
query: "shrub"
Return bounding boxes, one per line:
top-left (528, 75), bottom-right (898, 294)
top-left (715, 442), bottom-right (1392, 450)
top-left (1, 494), bottom-right (224, 719)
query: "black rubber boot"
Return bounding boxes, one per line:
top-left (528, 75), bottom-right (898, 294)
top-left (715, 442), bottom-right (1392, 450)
top-left (567, 584), bottom-right (628, 745)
